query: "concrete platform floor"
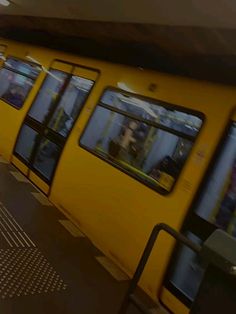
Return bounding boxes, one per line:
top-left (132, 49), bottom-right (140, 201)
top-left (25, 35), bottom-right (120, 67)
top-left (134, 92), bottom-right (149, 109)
top-left (0, 160), bottom-right (161, 314)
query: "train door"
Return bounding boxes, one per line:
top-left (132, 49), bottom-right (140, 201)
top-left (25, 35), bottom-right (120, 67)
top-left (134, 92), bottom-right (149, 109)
top-left (12, 60), bottom-right (98, 194)
top-left (161, 113), bottom-right (236, 314)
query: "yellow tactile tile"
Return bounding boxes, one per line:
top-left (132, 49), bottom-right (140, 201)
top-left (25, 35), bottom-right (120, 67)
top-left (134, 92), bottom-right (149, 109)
top-left (0, 156), bottom-right (9, 164)
top-left (59, 219), bottom-right (85, 238)
top-left (95, 256), bottom-right (129, 281)
top-left (31, 192), bottom-right (52, 206)
top-left (10, 171), bottom-right (29, 183)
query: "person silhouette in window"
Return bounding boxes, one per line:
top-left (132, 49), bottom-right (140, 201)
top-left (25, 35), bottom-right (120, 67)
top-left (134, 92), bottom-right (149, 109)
top-left (108, 120), bottom-right (138, 160)
top-left (2, 85), bottom-right (25, 108)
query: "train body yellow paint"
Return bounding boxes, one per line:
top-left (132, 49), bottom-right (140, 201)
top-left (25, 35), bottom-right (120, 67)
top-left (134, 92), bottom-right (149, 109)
top-left (0, 38), bottom-right (236, 313)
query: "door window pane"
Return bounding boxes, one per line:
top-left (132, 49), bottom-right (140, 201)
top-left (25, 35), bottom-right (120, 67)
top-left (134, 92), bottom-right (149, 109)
top-left (48, 76), bottom-right (94, 137)
top-left (32, 138), bottom-right (62, 181)
top-left (14, 124), bottom-right (39, 162)
top-left (195, 122), bottom-right (236, 236)
top-left (80, 93), bottom-right (199, 194)
top-left (28, 70), bottom-right (69, 123)
top-left (169, 232), bottom-right (204, 302)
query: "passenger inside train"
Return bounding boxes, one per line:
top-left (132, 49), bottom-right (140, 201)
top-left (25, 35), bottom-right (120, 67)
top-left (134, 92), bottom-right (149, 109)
top-left (81, 90), bottom-right (201, 193)
top-left (2, 85), bottom-right (25, 108)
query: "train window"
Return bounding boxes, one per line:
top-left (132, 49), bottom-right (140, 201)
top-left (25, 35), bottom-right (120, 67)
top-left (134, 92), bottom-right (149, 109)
top-left (33, 137), bottom-right (62, 181)
top-left (0, 57), bottom-right (40, 109)
top-left (195, 122), bottom-right (236, 235)
top-left (28, 70), bottom-right (94, 137)
top-left (15, 124), bottom-right (39, 162)
top-left (28, 69), bottom-right (69, 123)
top-left (48, 76), bottom-right (94, 137)
top-left (80, 89), bottom-right (203, 194)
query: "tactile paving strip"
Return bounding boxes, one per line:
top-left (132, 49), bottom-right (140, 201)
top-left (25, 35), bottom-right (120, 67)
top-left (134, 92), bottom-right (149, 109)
top-left (0, 248), bottom-right (67, 299)
top-left (0, 203), bottom-right (35, 248)
top-left (0, 203), bottom-right (67, 299)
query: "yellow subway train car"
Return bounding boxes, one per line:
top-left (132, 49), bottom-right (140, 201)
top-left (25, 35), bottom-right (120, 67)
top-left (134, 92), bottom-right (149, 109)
top-left (0, 38), bottom-right (236, 313)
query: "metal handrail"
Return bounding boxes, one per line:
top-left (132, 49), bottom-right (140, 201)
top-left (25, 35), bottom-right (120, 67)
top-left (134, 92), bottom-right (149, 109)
top-left (118, 223), bottom-right (202, 313)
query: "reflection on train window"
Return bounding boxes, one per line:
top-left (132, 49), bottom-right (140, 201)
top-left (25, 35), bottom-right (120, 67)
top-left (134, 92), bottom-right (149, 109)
top-left (80, 89), bottom-right (203, 194)
top-left (169, 232), bottom-right (204, 301)
top-left (0, 57), bottom-right (40, 109)
top-left (5, 58), bottom-right (40, 78)
top-left (14, 124), bottom-right (39, 162)
top-left (48, 76), bottom-right (94, 137)
top-left (195, 122), bottom-right (236, 237)
top-left (33, 138), bottom-right (62, 181)
top-left (28, 70), bottom-right (69, 123)
top-left (101, 90), bottom-right (202, 136)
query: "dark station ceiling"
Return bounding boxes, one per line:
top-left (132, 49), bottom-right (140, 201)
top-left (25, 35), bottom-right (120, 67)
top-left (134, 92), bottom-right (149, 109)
top-left (1, 0), bottom-right (236, 85)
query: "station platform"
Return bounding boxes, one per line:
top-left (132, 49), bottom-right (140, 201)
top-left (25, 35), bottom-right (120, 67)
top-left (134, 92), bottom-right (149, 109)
top-left (0, 157), bottom-right (161, 314)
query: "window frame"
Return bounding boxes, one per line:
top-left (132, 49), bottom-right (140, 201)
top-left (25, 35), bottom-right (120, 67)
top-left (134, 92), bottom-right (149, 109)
top-left (0, 56), bottom-right (41, 110)
top-left (79, 86), bottom-right (205, 195)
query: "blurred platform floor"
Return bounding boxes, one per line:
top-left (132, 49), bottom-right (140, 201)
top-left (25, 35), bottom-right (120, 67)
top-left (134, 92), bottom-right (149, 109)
top-left (0, 158), bottom-right (164, 314)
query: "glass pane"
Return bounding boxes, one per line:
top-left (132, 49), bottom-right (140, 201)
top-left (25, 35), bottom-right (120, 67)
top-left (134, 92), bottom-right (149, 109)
top-left (5, 57), bottom-right (40, 79)
top-left (48, 76), bottom-right (93, 137)
top-left (101, 90), bottom-right (202, 136)
top-left (14, 124), bottom-right (39, 162)
top-left (0, 68), bottom-right (34, 108)
top-left (81, 106), bottom-right (193, 193)
top-left (195, 123), bottom-right (236, 236)
top-left (169, 232), bottom-right (204, 301)
top-left (28, 70), bottom-right (68, 123)
top-left (33, 138), bottom-right (61, 181)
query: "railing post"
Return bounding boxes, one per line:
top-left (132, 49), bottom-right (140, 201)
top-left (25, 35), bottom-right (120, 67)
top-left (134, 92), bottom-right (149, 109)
top-left (118, 224), bottom-right (164, 313)
top-left (118, 223), bottom-right (201, 313)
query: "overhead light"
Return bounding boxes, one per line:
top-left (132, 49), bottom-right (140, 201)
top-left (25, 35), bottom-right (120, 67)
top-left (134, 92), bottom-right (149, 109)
top-left (117, 82), bottom-right (134, 93)
top-left (26, 55), bottom-right (41, 65)
top-left (0, 0), bottom-right (10, 7)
